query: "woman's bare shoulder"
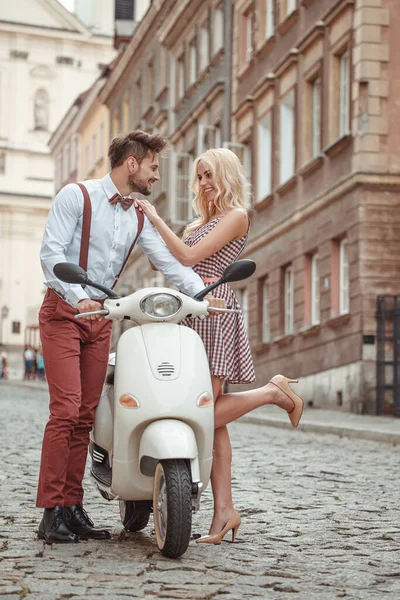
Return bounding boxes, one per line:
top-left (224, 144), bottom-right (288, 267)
top-left (220, 209), bottom-right (249, 237)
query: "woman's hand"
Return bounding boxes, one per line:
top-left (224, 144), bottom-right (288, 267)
top-left (135, 198), bottom-right (159, 225)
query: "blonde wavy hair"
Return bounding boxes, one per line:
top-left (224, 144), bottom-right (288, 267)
top-left (182, 148), bottom-right (251, 239)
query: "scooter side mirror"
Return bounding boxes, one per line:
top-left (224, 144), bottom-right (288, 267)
top-left (53, 262), bottom-right (121, 299)
top-left (54, 262), bottom-right (88, 285)
top-left (193, 259), bottom-right (256, 301)
top-left (222, 259), bottom-right (256, 283)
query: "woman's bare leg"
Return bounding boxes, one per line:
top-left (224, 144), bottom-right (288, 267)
top-left (208, 376), bottom-right (235, 536)
top-left (214, 381), bottom-right (294, 430)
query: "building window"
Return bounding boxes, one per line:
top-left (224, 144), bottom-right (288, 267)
top-left (134, 77), bottom-right (142, 124)
top-left (212, 4), bottom-right (224, 55)
top-left (147, 60), bottom-right (154, 105)
top-left (199, 20), bottom-right (210, 72)
top-left (91, 133), bottom-right (96, 168)
top-left (223, 141), bottom-right (251, 182)
top-left (55, 153), bottom-right (62, 190)
top-left (284, 265), bottom-right (294, 335)
top-left (63, 144), bottom-right (69, 181)
top-left (311, 77), bottom-right (321, 157)
top-left (156, 46), bottom-right (168, 97)
top-left (12, 321), bottom-right (21, 334)
top-left (84, 145), bottom-right (89, 177)
top-left (70, 135), bottom-right (76, 172)
top-left (311, 254), bottom-right (320, 325)
top-left (339, 51), bottom-right (350, 137)
top-left (0, 153), bottom-right (5, 175)
top-left (34, 89), bottom-right (49, 131)
top-left (241, 7), bottom-right (254, 65)
top-left (261, 278), bottom-right (270, 343)
top-left (98, 122), bottom-right (104, 159)
top-left (339, 239), bottom-right (349, 314)
top-left (257, 112), bottom-right (272, 201)
top-left (237, 287), bottom-right (249, 330)
top-left (169, 152), bottom-right (193, 223)
top-left (143, 271), bottom-right (165, 288)
top-left (279, 89), bottom-right (295, 184)
top-left (265, 0), bottom-right (275, 39)
top-left (176, 53), bottom-right (185, 100)
top-left (123, 93), bottom-right (130, 131)
top-left (112, 112), bottom-right (120, 137)
top-left (189, 39), bottom-right (198, 86)
top-left (197, 124), bottom-right (220, 155)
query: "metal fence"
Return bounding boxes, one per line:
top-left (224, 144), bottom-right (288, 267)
top-left (376, 295), bottom-right (400, 417)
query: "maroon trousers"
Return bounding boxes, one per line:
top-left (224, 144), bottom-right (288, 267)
top-left (36, 289), bottom-right (112, 508)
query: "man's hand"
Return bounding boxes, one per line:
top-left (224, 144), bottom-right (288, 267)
top-left (204, 294), bottom-right (226, 314)
top-left (76, 299), bottom-right (103, 321)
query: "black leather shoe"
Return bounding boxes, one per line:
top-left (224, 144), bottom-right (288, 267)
top-left (64, 505), bottom-right (111, 540)
top-left (38, 506), bottom-right (79, 544)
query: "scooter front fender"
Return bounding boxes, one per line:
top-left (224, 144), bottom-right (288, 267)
top-left (139, 420), bottom-right (198, 478)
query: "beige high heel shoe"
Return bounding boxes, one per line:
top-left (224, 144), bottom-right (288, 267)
top-left (196, 510), bottom-right (241, 545)
top-left (269, 374), bottom-right (304, 428)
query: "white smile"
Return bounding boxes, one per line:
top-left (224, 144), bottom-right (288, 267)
top-left (204, 188), bottom-right (214, 193)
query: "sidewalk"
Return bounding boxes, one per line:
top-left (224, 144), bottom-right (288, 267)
top-left (1, 379), bottom-right (399, 444)
top-left (240, 403), bottom-right (400, 444)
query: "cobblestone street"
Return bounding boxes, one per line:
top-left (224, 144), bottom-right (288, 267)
top-left (1, 383), bottom-right (399, 600)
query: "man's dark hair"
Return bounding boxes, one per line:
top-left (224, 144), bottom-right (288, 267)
top-left (108, 130), bottom-right (168, 169)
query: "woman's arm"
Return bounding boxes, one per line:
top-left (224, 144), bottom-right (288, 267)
top-left (135, 199), bottom-right (248, 267)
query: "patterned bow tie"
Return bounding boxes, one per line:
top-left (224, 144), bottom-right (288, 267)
top-left (109, 193), bottom-right (134, 211)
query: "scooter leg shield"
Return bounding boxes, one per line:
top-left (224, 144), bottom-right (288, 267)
top-left (139, 420), bottom-right (198, 477)
top-left (92, 384), bottom-right (113, 452)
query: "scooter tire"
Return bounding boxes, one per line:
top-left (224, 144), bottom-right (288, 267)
top-left (153, 459), bottom-right (192, 559)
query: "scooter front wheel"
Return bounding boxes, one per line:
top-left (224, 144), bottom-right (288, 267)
top-left (153, 459), bottom-right (192, 558)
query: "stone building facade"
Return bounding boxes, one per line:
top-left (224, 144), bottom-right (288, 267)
top-left (230, 0), bottom-right (400, 413)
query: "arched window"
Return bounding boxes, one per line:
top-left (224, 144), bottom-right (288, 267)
top-left (34, 89), bottom-right (49, 131)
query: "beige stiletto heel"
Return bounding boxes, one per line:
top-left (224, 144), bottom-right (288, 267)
top-left (196, 510), bottom-right (241, 545)
top-left (269, 374), bottom-right (304, 428)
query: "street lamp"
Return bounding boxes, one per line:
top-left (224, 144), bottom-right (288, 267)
top-left (0, 305), bottom-right (9, 346)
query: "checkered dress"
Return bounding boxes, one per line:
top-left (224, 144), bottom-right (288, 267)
top-left (181, 216), bottom-right (256, 384)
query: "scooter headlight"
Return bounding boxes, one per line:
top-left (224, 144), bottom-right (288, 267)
top-left (140, 293), bottom-right (182, 318)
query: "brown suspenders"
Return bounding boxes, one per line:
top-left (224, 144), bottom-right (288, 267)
top-left (76, 182), bottom-right (144, 288)
top-left (77, 183), bottom-right (92, 272)
top-left (112, 208), bottom-right (144, 289)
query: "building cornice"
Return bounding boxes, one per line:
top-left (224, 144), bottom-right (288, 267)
top-left (323, 0), bottom-right (355, 27)
top-left (245, 172), bottom-right (400, 256)
top-left (158, 0), bottom-right (206, 49)
top-left (0, 21), bottom-right (112, 44)
top-left (99, 0), bottom-right (168, 106)
top-left (232, 95), bottom-right (254, 120)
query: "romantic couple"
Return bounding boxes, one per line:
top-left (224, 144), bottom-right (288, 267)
top-left (37, 130), bottom-right (304, 545)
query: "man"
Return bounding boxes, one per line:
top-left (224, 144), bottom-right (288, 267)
top-left (37, 130), bottom-right (218, 543)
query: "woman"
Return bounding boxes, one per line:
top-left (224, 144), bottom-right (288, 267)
top-left (135, 148), bottom-right (304, 544)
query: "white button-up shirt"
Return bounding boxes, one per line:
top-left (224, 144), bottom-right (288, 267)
top-left (41, 173), bottom-right (205, 307)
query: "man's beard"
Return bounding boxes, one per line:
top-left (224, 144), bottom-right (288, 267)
top-left (128, 173), bottom-right (152, 196)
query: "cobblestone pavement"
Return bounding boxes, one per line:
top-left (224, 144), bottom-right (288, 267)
top-left (1, 384), bottom-right (399, 600)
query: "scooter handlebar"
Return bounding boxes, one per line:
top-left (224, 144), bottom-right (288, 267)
top-left (75, 309), bottom-right (110, 319)
top-left (206, 307), bottom-right (241, 314)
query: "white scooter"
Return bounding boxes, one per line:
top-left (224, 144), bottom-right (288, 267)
top-left (54, 259), bottom-right (255, 558)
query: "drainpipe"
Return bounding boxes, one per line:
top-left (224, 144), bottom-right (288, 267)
top-left (223, 0), bottom-right (233, 143)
